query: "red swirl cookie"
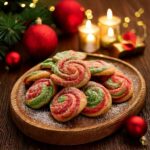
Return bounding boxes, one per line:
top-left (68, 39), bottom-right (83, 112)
top-left (50, 87), bottom-right (87, 122)
top-left (24, 70), bottom-right (51, 85)
top-left (25, 78), bottom-right (56, 109)
top-left (82, 81), bottom-right (112, 117)
top-left (53, 50), bottom-right (87, 61)
top-left (101, 72), bottom-right (133, 103)
top-left (85, 60), bottom-right (115, 76)
top-left (40, 58), bottom-right (54, 69)
top-left (50, 58), bottom-right (91, 88)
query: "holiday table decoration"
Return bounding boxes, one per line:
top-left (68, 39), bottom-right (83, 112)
top-left (98, 9), bottom-right (121, 43)
top-left (101, 27), bottom-right (116, 48)
top-left (5, 51), bottom-right (21, 68)
top-left (10, 51), bottom-right (146, 145)
top-left (111, 31), bottom-right (145, 58)
top-left (125, 116), bottom-right (147, 138)
top-left (53, 0), bottom-right (85, 34)
top-left (23, 18), bottom-right (58, 59)
top-left (78, 20), bottom-right (100, 53)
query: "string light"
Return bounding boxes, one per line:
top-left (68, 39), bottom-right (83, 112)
top-left (29, 3), bottom-right (36, 8)
top-left (137, 21), bottom-right (147, 40)
top-left (4, 1), bottom-right (8, 6)
top-left (85, 9), bottom-right (93, 20)
top-left (135, 8), bottom-right (144, 18)
top-left (139, 8), bottom-right (144, 15)
top-left (49, 6), bottom-right (55, 12)
top-left (135, 12), bottom-right (141, 18)
top-left (20, 3), bottom-right (26, 8)
top-left (32, 0), bottom-right (38, 4)
top-left (123, 22), bottom-right (128, 28)
top-left (124, 17), bottom-right (130, 23)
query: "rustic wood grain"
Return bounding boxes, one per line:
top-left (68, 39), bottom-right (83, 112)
top-left (10, 54), bottom-right (146, 145)
top-left (0, 0), bottom-right (150, 149)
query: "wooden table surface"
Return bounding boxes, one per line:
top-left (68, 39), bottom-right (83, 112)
top-left (0, 0), bottom-right (150, 149)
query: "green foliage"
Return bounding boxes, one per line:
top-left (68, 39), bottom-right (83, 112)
top-left (0, 43), bottom-right (8, 60)
top-left (19, 6), bottom-right (54, 26)
top-left (0, 13), bottom-right (26, 46)
top-left (0, 1), bottom-right (55, 61)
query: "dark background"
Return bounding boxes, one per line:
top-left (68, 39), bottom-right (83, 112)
top-left (0, 0), bottom-right (150, 149)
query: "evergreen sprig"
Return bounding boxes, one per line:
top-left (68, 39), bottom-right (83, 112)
top-left (0, 1), bottom-right (55, 61)
top-left (0, 13), bottom-right (26, 46)
top-left (19, 6), bottom-right (54, 26)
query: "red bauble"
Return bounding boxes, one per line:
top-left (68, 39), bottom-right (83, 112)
top-left (5, 51), bottom-right (21, 67)
top-left (53, 0), bottom-right (85, 34)
top-left (23, 24), bottom-right (58, 59)
top-left (125, 116), bottom-right (147, 138)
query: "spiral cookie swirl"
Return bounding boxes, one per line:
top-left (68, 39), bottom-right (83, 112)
top-left (53, 50), bottom-right (87, 61)
top-left (40, 58), bottom-right (54, 69)
top-left (24, 70), bottom-right (51, 85)
top-left (25, 78), bottom-right (56, 109)
top-left (50, 87), bottom-right (87, 122)
top-left (85, 60), bottom-right (115, 76)
top-left (50, 58), bottom-right (91, 88)
top-left (82, 81), bottom-right (112, 117)
top-left (102, 72), bottom-right (133, 103)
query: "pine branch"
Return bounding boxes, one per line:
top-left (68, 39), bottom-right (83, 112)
top-left (19, 6), bottom-right (54, 26)
top-left (0, 43), bottom-right (8, 60)
top-left (0, 12), bottom-right (26, 46)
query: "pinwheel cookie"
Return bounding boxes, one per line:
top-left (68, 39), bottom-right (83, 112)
top-left (25, 78), bottom-right (56, 109)
top-left (50, 58), bottom-right (91, 88)
top-left (50, 87), bottom-right (87, 122)
top-left (101, 71), bottom-right (133, 103)
top-left (24, 70), bottom-right (51, 85)
top-left (85, 60), bottom-right (115, 76)
top-left (53, 50), bottom-right (87, 61)
top-left (40, 58), bottom-right (54, 69)
top-left (82, 81), bottom-right (112, 117)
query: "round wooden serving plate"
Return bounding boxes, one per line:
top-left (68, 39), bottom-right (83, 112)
top-left (10, 54), bottom-right (146, 145)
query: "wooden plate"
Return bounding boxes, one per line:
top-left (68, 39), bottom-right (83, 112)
top-left (10, 54), bottom-right (146, 145)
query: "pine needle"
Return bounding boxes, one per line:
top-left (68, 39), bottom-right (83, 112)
top-left (0, 12), bottom-right (25, 46)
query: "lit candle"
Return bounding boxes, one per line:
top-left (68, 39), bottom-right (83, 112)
top-left (78, 20), bottom-right (100, 53)
top-left (101, 27), bottom-right (116, 47)
top-left (98, 9), bottom-right (121, 42)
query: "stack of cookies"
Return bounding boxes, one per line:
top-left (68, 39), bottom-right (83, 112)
top-left (24, 50), bottom-right (133, 122)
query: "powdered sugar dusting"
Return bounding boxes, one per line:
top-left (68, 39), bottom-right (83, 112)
top-left (17, 57), bottom-right (141, 129)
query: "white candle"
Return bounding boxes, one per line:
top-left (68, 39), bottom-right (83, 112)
top-left (101, 27), bottom-right (116, 47)
top-left (78, 20), bottom-right (100, 53)
top-left (98, 9), bottom-right (121, 42)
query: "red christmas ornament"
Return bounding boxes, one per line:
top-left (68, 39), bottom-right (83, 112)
top-left (5, 51), bottom-right (21, 67)
top-left (23, 19), bottom-right (58, 59)
top-left (125, 116), bottom-right (147, 138)
top-left (53, 0), bottom-right (85, 34)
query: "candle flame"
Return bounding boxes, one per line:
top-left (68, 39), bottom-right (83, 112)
top-left (87, 34), bottom-right (95, 42)
top-left (85, 20), bottom-right (92, 29)
top-left (107, 9), bottom-right (113, 19)
top-left (108, 27), bottom-right (114, 37)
